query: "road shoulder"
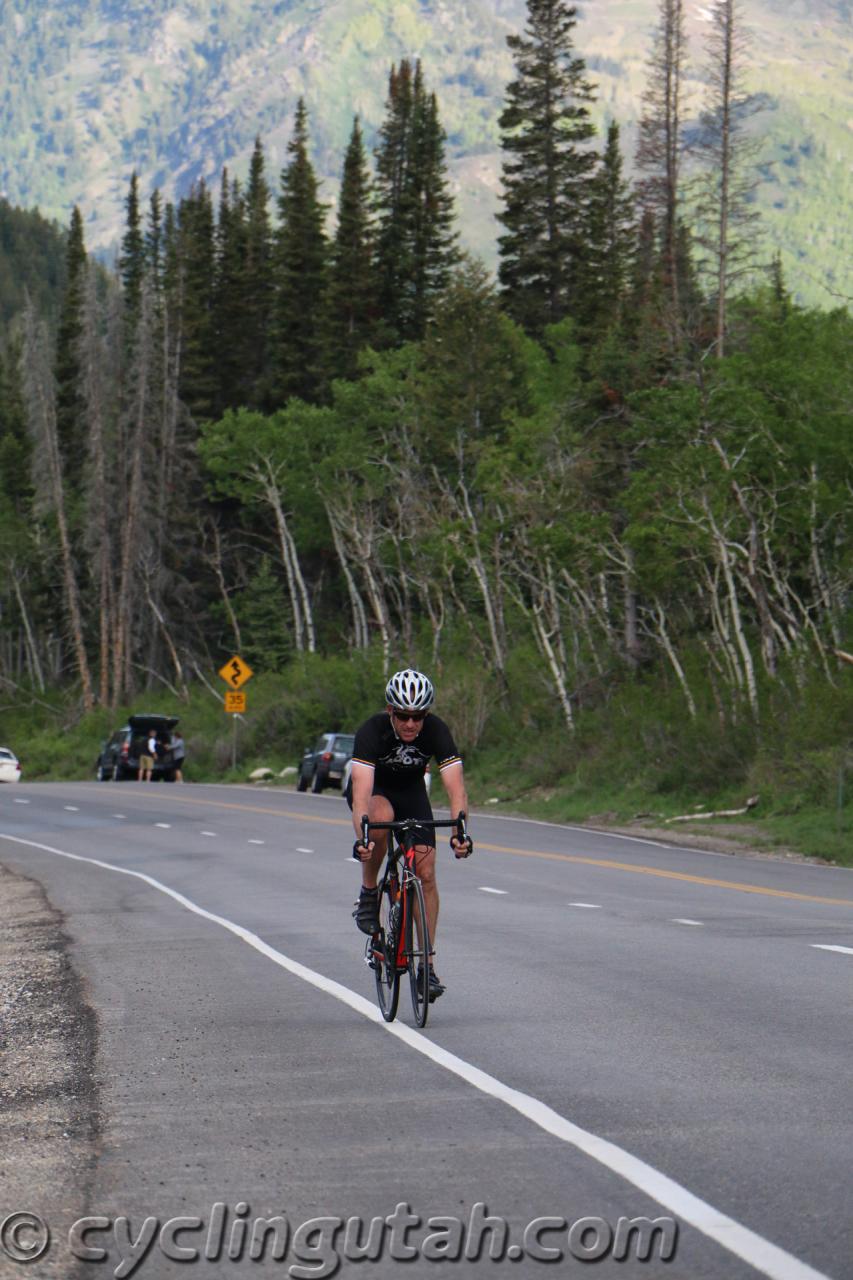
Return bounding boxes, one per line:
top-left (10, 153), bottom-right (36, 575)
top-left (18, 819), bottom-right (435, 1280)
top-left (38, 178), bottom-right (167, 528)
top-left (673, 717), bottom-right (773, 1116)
top-left (0, 861), bottom-right (100, 1277)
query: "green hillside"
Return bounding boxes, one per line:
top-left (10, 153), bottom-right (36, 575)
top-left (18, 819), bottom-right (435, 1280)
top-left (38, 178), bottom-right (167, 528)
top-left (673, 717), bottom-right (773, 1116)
top-left (0, 200), bottom-right (67, 331)
top-left (2, 0), bottom-right (851, 304)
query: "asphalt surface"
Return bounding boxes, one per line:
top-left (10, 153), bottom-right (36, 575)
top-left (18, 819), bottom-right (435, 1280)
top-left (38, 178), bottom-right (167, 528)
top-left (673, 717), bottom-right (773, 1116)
top-left (0, 781), bottom-right (851, 1280)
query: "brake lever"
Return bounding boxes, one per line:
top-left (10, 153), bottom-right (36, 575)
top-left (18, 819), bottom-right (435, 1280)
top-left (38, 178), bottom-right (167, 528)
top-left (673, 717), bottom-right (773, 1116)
top-left (353, 814), bottom-right (371, 860)
top-left (453, 811), bottom-right (473, 857)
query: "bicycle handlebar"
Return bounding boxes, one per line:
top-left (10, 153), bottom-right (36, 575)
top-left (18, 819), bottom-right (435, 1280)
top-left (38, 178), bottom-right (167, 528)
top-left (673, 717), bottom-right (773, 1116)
top-left (359, 811), bottom-right (470, 852)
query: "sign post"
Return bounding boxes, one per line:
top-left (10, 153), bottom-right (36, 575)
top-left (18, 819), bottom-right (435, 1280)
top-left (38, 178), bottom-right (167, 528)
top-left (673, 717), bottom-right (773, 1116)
top-left (218, 656), bottom-right (254, 771)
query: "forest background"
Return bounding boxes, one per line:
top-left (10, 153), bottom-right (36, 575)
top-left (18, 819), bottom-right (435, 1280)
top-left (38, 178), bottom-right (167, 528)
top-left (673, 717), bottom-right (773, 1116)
top-left (0, 0), bottom-right (851, 864)
top-left (3, 0), bottom-right (851, 309)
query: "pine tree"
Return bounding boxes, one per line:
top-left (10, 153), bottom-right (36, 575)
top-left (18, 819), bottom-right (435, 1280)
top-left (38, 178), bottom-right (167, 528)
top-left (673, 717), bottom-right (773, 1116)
top-left (768, 251), bottom-right (791, 319)
top-left (0, 338), bottom-right (32, 513)
top-left (146, 189), bottom-right (164, 298)
top-left (241, 136), bottom-right (273, 407)
top-left (54, 205), bottom-right (88, 487)
top-left (617, 210), bottom-right (670, 387)
top-left (692, 0), bottom-right (763, 356)
top-left (635, 0), bottom-right (689, 338)
top-left (177, 181), bottom-right (217, 421)
top-left (374, 60), bottom-right (415, 343)
top-left (374, 60), bottom-right (458, 344)
top-left (420, 257), bottom-right (533, 468)
top-left (213, 168), bottom-right (248, 413)
top-left (119, 172), bottom-right (145, 340)
top-left (269, 99), bottom-right (327, 406)
top-left (580, 122), bottom-right (636, 332)
top-left (238, 556), bottom-right (293, 672)
top-left (406, 77), bottom-right (458, 338)
top-left (162, 199), bottom-right (181, 384)
top-left (324, 116), bottom-right (377, 383)
top-left (497, 0), bottom-right (597, 335)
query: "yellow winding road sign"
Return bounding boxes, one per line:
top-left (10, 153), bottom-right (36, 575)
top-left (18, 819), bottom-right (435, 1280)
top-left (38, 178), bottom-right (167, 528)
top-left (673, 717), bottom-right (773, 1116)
top-left (218, 655), bottom-right (253, 689)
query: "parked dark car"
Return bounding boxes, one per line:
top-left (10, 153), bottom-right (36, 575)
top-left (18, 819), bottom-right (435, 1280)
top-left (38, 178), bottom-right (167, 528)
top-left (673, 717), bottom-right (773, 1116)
top-left (296, 732), bottom-right (355, 794)
top-left (96, 714), bottom-right (180, 781)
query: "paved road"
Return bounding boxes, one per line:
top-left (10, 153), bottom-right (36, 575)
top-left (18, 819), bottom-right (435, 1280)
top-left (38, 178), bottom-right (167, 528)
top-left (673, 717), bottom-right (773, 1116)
top-left (1, 782), bottom-right (851, 1279)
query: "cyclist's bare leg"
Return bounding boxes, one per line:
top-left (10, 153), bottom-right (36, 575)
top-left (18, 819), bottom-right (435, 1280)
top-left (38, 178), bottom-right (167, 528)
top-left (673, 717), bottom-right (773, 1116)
top-left (360, 794), bottom-right (393, 888)
top-left (413, 843), bottom-right (438, 960)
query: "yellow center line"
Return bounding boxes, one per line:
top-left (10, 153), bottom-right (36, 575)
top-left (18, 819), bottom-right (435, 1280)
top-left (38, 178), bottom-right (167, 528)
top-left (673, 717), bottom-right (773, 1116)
top-left (116, 791), bottom-right (351, 827)
top-left (474, 842), bottom-right (853, 907)
top-left (103, 791), bottom-right (853, 908)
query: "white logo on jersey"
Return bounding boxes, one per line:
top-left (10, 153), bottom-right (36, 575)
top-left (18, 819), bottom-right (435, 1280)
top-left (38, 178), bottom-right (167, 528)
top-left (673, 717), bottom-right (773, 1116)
top-left (382, 742), bottom-right (428, 770)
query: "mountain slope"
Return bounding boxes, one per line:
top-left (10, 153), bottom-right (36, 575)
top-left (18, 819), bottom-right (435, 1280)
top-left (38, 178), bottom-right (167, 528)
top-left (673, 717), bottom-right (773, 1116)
top-left (2, 0), bottom-right (850, 305)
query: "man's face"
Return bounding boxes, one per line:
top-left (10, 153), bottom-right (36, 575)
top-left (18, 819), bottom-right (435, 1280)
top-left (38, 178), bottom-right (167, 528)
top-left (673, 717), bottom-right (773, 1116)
top-left (387, 705), bottom-right (427, 743)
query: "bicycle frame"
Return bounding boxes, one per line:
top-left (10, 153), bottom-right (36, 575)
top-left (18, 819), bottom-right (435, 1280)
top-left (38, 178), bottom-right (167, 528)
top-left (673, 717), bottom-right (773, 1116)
top-left (377, 842), bottom-right (416, 974)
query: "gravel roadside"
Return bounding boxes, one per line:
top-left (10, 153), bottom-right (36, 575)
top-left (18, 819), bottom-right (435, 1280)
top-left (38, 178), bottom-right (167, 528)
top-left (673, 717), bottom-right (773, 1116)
top-left (0, 862), bottom-right (100, 1279)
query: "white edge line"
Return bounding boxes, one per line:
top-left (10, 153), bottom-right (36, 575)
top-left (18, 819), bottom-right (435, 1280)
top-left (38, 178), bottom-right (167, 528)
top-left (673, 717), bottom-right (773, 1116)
top-left (569, 902), bottom-right (602, 909)
top-left (672, 918), bottom-right (705, 926)
top-left (155, 823), bottom-right (171, 829)
top-left (248, 839), bottom-right (265, 845)
top-left (478, 886), bottom-right (508, 895)
top-left (0, 831), bottom-right (832, 1280)
top-left (811, 944), bottom-right (853, 956)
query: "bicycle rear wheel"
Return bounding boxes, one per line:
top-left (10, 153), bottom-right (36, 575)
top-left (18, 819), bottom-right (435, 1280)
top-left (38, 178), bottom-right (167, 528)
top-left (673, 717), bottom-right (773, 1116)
top-left (406, 875), bottom-right (430, 1027)
top-left (374, 878), bottom-right (401, 1022)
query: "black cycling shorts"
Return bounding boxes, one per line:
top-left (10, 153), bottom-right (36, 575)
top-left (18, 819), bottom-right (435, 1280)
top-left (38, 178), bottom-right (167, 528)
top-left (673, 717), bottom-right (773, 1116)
top-left (345, 775), bottom-right (435, 847)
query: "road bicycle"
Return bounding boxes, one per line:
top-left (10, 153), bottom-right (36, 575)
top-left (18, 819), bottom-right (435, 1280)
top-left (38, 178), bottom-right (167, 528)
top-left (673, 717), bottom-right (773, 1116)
top-left (358, 812), bottom-right (470, 1028)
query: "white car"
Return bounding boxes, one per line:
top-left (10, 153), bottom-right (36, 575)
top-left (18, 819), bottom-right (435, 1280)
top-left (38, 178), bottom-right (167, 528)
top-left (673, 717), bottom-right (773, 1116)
top-left (0, 748), bottom-right (21, 783)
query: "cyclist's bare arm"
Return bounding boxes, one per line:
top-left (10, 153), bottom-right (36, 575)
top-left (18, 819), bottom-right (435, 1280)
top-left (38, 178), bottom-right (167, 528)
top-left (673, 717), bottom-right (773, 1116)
top-left (351, 761), bottom-right (375, 856)
top-left (440, 762), bottom-right (473, 857)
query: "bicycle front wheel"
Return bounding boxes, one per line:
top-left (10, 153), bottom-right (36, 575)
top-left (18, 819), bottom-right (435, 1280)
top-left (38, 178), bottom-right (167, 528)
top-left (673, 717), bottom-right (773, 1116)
top-left (374, 879), bottom-right (401, 1022)
top-left (406, 875), bottom-right (430, 1027)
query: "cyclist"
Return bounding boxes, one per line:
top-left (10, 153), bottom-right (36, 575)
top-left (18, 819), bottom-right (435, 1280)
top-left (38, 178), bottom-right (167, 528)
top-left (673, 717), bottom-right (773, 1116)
top-left (347, 668), bottom-right (472, 1001)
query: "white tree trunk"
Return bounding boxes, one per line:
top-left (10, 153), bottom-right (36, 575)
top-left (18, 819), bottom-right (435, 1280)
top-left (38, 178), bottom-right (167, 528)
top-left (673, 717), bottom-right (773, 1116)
top-left (326, 509), bottom-right (369, 649)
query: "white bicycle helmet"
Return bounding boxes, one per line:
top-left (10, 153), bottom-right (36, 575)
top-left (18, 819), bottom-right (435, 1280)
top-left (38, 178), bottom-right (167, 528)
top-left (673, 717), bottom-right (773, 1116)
top-left (385, 668), bottom-right (435, 712)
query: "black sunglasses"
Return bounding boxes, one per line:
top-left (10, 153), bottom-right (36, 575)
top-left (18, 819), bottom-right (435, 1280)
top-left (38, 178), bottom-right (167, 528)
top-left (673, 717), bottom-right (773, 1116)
top-left (392, 709), bottom-right (427, 723)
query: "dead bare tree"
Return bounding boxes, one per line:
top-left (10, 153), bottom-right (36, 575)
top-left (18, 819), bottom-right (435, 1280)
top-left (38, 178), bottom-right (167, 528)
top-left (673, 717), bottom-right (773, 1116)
top-left (248, 456), bottom-right (316, 653)
top-left (8, 564), bottom-right (46, 692)
top-left (639, 598), bottom-right (697, 719)
top-left (112, 287), bottom-right (160, 703)
top-left (20, 306), bottom-right (94, 711)
top-left (324, 495), bottom-right (392, 665)
top-left (693, 0), bottom-right (763, 356)
top-left (80, 266), bottom-right (118, 705)
top-left (201, 516), bottom-right (244, 652)
top-left (635, 0), bottom-right (690, 337)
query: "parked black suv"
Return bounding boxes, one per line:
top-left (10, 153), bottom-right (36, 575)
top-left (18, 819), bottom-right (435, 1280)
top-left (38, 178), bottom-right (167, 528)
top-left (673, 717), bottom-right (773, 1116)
top-left (96, 714), bottom-right (180, 781)
top-left (296, 732), bottom-right (355, 793)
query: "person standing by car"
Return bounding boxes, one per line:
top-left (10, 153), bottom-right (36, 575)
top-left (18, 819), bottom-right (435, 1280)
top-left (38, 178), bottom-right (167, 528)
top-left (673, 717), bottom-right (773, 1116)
top-left (138, 731), bottom-right (157, 782)
top-left (348, 668), bottom-right (473, 1001)
top-left (170, 730), bottom-right (186, 782)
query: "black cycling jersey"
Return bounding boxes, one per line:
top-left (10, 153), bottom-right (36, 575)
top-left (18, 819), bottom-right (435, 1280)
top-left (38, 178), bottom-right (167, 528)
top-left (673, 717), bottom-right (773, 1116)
top-left (350, 712), bottom-right (461, 789)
